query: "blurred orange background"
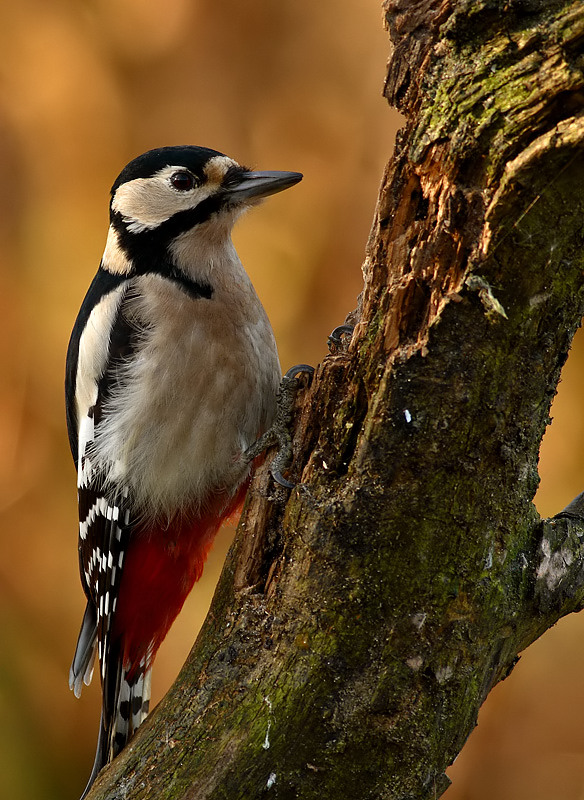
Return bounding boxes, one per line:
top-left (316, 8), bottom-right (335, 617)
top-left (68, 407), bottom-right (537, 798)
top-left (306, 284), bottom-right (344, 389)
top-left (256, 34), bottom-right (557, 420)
top-left (0, 1), bottom-right (583, 798)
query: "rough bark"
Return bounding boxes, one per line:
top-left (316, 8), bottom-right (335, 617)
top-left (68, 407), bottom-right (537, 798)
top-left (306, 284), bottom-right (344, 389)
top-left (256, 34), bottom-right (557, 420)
top-left (88, 1), bottom-right (584, 798)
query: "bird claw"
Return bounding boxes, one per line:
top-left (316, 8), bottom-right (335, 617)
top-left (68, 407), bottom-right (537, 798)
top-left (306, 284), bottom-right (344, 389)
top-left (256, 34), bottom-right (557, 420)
top-left (282, 363), bottom-right (315, 381)
top-left (328, 324), bottom-right (354, 353)
top-left (245, 364), bottom-right (314, 488)
top-left (271, 470), bottom-right (296, 489)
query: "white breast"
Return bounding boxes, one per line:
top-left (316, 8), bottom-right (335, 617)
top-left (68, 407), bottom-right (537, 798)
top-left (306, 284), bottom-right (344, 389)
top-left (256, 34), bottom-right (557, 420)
top-left (92, 254), bottom-right (281, 519)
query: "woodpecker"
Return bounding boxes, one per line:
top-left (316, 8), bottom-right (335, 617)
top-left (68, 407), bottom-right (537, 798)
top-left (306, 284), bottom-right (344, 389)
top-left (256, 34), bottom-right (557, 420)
top-left (66, 145), bottom-right (302, 797)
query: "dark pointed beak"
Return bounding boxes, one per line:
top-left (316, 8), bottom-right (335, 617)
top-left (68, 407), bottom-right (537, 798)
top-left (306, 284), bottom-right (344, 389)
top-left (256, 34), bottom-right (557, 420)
top-left (226, 170), bottom-right (303, 202)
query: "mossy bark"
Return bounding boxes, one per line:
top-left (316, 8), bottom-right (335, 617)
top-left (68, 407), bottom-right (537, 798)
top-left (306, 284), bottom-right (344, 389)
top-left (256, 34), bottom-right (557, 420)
top-left (88, 1), bottom-right (584, 798)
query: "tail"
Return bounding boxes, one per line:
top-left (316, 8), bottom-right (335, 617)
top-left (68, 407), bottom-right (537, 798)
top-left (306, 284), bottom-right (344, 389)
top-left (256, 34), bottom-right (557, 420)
top-left (71, 607), bottom-right (152, 799)
top-left (71, 497), bottom-right (247, 797)
top-left (80, 648), bottom-right (152, 799)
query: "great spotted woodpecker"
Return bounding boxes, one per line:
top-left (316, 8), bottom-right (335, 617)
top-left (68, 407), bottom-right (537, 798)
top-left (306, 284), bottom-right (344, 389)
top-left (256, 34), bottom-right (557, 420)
top-left (65, 146), bottom-right (302, 796)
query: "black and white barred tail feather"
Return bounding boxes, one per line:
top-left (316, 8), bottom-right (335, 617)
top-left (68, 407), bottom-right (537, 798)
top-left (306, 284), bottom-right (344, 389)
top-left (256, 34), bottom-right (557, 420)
top-left (80, 663), bottom-right (152, 800)
top-left (111, 662), bottom-right (152, 754)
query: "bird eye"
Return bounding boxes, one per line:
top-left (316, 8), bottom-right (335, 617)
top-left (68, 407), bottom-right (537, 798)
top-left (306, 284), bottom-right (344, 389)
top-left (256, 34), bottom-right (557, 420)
top-left (170, 171), bottom-right (196, 191)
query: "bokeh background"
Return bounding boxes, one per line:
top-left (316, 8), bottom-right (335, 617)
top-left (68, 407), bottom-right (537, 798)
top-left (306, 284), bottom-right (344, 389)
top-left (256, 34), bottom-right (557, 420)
top-left (0, 2), bottom-right (583, 799)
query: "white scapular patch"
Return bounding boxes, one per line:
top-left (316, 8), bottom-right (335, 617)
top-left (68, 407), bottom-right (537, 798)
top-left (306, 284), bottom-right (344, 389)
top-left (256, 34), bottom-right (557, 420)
top-left (75, 287), bottom-right (127, 426)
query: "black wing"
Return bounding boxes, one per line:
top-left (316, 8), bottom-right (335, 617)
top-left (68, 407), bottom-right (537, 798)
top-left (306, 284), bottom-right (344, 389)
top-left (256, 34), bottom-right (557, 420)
top-left (68, 273), bottom-right (135, 691)
top-left (68, 275), bottom-right (153, 794)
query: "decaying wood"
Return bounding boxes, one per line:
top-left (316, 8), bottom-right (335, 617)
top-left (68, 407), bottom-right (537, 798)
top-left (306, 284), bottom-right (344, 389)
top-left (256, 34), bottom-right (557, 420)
top-left (88, 2), bottom-right (584, 798)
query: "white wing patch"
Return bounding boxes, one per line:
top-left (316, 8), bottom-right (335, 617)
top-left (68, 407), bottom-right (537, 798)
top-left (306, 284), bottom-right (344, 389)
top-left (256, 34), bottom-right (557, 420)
top-left (75, 288), bottom-right (126, 428)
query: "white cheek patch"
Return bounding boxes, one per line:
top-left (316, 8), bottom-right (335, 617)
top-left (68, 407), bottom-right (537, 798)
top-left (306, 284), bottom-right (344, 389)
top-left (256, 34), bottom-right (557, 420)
top-left (112, 163), bottom-right (230, 232)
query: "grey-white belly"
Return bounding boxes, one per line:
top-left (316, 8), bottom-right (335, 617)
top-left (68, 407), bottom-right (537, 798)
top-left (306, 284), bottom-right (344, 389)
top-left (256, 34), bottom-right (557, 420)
top-left (92, 274), bottom-right (281, 517)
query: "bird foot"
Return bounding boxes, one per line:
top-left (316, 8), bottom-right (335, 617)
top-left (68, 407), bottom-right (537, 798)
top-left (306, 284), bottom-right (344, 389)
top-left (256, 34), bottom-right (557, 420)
top-left (245, 364), bottom-right (314, 488)
top-left (327, 324), bottom-right (354, 353)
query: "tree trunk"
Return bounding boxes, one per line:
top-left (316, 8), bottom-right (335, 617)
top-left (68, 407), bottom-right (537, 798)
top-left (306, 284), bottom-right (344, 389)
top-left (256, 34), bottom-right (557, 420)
top-left (88, 1), bottom-right (584, 798)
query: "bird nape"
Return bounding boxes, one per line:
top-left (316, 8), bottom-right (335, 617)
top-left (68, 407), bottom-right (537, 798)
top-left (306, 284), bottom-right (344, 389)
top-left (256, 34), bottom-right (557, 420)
top-left (65, 145), bottom-right (302, 797)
